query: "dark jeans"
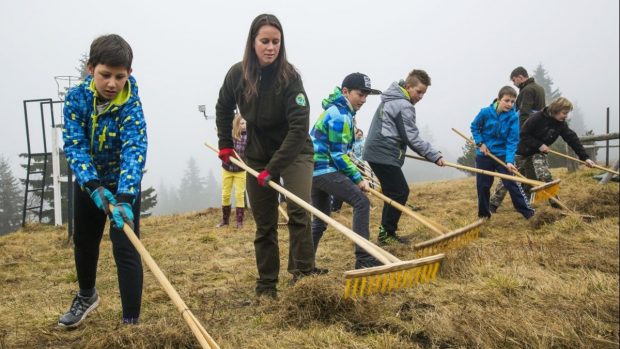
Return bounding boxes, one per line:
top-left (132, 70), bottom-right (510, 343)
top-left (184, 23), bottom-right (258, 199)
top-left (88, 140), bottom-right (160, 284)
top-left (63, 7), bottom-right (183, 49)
top-left (367, 162), bottom-right (409, 233)
top-left (73, 182), bottom-right (143, 318)
top-left (311, 172), bottom-right (377, 266)
top-left (245, 154), bottom-right (315, 293)
top-left (475, 155), bottom-right (535, 219)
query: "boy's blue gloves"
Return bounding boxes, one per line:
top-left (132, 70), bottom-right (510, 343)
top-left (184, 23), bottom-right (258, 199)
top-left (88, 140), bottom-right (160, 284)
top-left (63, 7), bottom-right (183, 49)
top-left (111, 202), bottom-right (134, 230)
top-left (88, 186), bottom-right (116, 215)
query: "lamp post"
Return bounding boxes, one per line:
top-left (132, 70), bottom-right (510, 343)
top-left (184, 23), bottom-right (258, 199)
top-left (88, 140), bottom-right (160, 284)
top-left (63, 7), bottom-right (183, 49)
top-left (197, 105), bottom-right (215, 120)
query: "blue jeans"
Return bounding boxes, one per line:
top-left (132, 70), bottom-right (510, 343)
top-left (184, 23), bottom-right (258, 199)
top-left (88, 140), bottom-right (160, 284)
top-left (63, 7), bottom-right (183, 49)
top-left (475, 155), bottom-right (534, 219)
top-left (311, 172), bottom-right (378, 267)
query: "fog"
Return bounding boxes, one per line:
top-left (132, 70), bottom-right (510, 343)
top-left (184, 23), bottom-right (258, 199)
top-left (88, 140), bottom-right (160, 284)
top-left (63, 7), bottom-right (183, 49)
top-left (1, 0), bottom-right (618, 193)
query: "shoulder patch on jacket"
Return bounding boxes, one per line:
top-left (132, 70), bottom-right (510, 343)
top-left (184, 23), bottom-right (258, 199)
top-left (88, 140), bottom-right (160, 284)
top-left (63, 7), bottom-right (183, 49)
top-left (295, 93), bottom-right (306, 106)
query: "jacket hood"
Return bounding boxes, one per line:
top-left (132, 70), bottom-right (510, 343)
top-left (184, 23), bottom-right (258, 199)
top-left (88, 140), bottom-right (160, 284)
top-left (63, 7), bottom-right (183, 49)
top-left (321, 87), bottom-right (354, 115)
top-left (381, 81), bottom-right (410, 103)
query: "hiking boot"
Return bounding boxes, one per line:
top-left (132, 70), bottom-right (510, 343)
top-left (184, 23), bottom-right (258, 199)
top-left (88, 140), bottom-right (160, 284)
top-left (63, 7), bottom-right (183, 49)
top-left (58, 292), bottom-right (100, 328)
top-left (289, 267), bottom-right (329, 285)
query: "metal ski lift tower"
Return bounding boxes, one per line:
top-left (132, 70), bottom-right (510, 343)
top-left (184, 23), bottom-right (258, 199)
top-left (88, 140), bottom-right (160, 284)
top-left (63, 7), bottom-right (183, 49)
top-left (21, 75), bottom-right (80, 235)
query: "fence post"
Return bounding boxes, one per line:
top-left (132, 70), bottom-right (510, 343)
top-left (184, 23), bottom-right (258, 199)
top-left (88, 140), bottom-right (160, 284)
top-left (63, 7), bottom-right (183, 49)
top-left (606, 107), bottom-right (610, 167)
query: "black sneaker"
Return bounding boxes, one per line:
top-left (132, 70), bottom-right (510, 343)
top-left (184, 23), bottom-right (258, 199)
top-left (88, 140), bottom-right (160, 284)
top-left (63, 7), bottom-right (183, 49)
top-left (122, 317), bottom-right (139, 325)
top-left (355, 258), bottom-right (383, 269)
top-left (256, 288), bottom-right (278, 300)
top-left (378, 226), bottom-right (408, 245)
top-left (58, 292), bottom-right (100, 328)
top-left (390, 232), bottom-right (410, 244)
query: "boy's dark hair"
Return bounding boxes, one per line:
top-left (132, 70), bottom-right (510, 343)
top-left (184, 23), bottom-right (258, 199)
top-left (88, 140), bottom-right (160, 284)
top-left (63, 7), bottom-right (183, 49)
top-left (242, 14), bottom-right (297, 102)
top-left (87, 34), bottom-right (133, 70)
top-left (510, 66), bottom-right (528, 79)
top-left (405, 69), bottom-right (431, 87)
top-left (498, 86), bottom-right (518, 99)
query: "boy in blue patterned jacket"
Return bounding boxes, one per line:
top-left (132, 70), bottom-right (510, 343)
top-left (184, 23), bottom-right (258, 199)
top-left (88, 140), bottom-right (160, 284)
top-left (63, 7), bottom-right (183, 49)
top-left (470, 86), bottom-right (533, 219)
top-left (310, 73), bottom-right (382, 269)
top-left (59, 34), bottom-right (147, 328)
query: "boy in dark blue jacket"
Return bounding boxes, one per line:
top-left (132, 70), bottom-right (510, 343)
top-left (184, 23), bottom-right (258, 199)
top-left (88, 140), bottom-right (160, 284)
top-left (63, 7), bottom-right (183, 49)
top-left (470, 86), bottom-right (534, 219)
top-left (59, 34), bottom-right (147, 327)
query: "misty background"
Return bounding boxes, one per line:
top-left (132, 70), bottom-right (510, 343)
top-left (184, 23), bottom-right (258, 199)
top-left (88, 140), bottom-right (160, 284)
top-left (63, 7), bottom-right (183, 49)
top-left (0, 0), bottom-right (618, 219)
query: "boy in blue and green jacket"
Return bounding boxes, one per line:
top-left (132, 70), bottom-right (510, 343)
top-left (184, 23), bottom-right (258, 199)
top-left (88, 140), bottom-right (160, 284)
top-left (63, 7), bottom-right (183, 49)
top-left (470, 86), bottom-right (534, 219)
top-left (59, 34), bottom-right (147, 328)
top-left (310, 73), bottom-right (381, 269)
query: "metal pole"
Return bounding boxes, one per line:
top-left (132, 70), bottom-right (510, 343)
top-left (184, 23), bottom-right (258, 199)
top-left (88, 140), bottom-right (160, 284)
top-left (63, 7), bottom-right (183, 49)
top-left (22, 100), bottom-right (32, 227)
top-left (606, 107), bottom-right (610, 167)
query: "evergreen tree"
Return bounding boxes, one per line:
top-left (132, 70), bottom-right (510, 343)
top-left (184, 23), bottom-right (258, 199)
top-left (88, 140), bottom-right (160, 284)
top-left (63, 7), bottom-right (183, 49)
top-left (204, 168), bottom-right (221, 208)
top-left (532, 63), bottom-right (561, 103)
top-left (177, 157), bottom-right (208, 212)
top-left (456, 141), bottom-right (476, 176)
top-left (76, 53), bottom-right (89, 81)
top-left (140, 186), bottom-right (158, 218)
top-left (0, 156), bottom-right (23, 235)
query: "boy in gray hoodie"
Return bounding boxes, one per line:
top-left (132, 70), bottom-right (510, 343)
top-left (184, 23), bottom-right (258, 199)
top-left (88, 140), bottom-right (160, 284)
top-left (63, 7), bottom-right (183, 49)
top-left (363, 69), bottom-right (444, 245)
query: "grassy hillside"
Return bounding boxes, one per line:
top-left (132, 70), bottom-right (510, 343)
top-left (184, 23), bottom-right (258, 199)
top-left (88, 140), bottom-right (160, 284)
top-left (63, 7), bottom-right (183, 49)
top-left (0, 168), bottom-right (618, 348)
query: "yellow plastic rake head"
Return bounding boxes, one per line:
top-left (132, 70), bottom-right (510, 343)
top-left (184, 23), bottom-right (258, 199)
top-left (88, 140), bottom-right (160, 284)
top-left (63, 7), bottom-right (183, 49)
top-left (530, 179), bottom-right (561, 204)
top-left (413, 219), bottom-right (485, 258)
top-left (342, 254), bottom-right (444, 299)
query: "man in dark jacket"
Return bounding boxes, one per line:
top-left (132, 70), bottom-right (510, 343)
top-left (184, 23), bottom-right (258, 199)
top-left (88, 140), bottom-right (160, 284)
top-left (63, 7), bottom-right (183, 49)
top-left (489, 66), bottom-right (546, 211)
top-left (510, 66), bottom-right (546, 126)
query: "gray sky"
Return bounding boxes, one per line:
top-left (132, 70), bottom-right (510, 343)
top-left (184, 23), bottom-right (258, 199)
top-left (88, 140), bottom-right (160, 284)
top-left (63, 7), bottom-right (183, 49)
top-left (1, 0), bottom-right (618, 190)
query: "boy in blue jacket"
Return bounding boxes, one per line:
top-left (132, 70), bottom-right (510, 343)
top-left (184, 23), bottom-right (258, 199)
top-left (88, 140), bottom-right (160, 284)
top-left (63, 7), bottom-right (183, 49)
top-left (310, 73), bottom-right (381, 269)
top-left (471, 86), bottom-right (534, 219)
top-left (59, 34), bottom-right (147, 327)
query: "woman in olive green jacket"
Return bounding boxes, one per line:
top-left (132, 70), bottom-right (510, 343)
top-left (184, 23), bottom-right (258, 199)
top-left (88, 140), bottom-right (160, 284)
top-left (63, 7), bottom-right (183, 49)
top-left (215, 14), bottom-right (320, 298)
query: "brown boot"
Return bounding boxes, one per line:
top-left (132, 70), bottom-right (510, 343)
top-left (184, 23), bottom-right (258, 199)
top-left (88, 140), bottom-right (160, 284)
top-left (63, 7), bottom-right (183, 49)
top-left (216, 205), bottom-right (231, 227)
top-left (235, 207), bottom-right (244, 228)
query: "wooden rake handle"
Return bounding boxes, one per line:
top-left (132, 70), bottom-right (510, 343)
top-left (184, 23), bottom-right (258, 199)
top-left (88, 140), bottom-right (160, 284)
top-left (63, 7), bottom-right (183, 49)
top-left (546, 148), bottom-right (620, 176)
top-left (108, 205), bottom-right (219, 349)
top-left (277, 204), bottom-right (289, 222)
top-left (205, 143), bottom-right (399, 264)
top-left (451, 128), bottom-right (572, 211)
top-left (451, 128), bottom-right (525, 178)
top-left (365, 187), bottom-right (447, 236)
top-left (349, 156), bottom-right (448, 234)
top-left (405, 153), bottom-right (546, 187)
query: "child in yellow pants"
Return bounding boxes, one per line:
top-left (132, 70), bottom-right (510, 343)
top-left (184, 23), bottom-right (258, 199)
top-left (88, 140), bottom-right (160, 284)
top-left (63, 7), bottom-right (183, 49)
top-left (217, 114), bottom-right (247, 228)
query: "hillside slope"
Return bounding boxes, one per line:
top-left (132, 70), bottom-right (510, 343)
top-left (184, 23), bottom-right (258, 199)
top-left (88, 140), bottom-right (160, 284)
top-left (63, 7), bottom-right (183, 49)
top-left (0, 168), bottom-right (618, 348)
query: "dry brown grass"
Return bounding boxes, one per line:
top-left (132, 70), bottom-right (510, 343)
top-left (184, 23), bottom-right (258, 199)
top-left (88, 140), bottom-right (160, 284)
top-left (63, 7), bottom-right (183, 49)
top-left (0, 167), bottom-right (618, 348)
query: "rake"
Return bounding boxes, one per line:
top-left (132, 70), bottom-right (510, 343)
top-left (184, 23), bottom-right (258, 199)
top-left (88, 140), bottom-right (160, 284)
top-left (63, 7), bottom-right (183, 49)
top-left (451, 128), bottom-right (595, 220)
top-left (108, 205), bottom-right (219, 349)
top-left (205, 143), bottom-right (445, 299)
top-left (405, 154), bottom-right (561, 204)
top-left (348, 154), bottom-right (485, 257)
top-left (546, 148), bottom-right (620, 176)
top-left (277, 203), bottom-right (289, 226)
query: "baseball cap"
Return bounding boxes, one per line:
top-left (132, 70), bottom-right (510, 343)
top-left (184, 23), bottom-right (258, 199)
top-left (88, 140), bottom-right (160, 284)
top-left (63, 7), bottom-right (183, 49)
top-left (341, 73), bottom-right (382, 95)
